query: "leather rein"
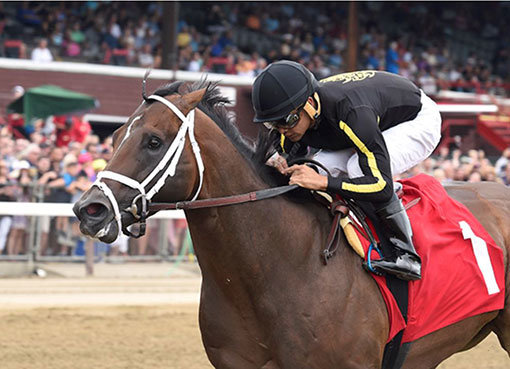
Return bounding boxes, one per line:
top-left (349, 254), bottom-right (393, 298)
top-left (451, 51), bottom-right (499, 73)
top-left (149, 159), bottom-right (328, 211)
top-left (149, 184), bottom-right (298, 211)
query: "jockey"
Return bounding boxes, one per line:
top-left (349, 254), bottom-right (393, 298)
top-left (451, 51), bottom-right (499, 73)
top-left (251, 60), bottom-right (442, 281)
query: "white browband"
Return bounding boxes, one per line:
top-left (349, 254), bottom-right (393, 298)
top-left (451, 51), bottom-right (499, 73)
top-left (92, 94), bottom-right (204, 240)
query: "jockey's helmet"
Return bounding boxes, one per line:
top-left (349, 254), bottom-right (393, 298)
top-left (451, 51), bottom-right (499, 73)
top-left (252, 60), bottom-right (319, 124)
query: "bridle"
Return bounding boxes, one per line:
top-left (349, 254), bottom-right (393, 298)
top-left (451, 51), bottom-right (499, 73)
top-left (92, 94), bottom-right (205, 239)
top-left (92, 94), bottom-right (297, 241)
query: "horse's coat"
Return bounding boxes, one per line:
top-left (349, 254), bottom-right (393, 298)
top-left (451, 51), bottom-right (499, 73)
top-left (74, 81), bottom-right (510, 368)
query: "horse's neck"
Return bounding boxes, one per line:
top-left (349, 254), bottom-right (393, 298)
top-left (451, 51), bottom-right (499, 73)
top-left (185, 138), bottom-right (335, 285)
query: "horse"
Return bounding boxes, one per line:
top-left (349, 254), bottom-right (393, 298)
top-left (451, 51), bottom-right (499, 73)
top-left (73, 80), bottom-right (510, 369)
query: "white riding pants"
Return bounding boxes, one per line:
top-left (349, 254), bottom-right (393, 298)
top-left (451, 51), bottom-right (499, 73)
top-left (314, 90), bottom-right (442, 178)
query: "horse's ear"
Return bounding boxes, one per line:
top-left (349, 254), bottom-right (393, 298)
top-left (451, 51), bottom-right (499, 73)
top-left (177, 82), bottom-right (192, 95)
top-left (181, 88), bottom-right (206, 114)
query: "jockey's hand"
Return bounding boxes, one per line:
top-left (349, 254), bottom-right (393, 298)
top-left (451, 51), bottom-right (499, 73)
top-left (265, 152), bottom-right (288, 174)
top-left (283, 164), bottom-right (328, 191)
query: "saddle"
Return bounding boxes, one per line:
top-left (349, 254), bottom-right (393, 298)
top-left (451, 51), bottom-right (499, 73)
top-left (316, 186), bottom-right (418, 265)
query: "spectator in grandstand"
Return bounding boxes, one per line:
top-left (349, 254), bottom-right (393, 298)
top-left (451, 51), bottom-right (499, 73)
top-left (48, 146), bottom-right (64, 173)
top-left (138, 43), bottom-right (154, 68)
top-left (34, 156), bottom-right (57, 255)
top-left (0, 134), bottom-right (16, 169)
top-left (468, 171), bottom-right (482, 183)
top-left (31, 38), bottom-right (53, 63)
top-left (47, 154), bottom-right (90, 255)
top-left (187, 52), bottom-right (203, 72)
top-left (92, 158), bottom-right (107, 174)
top-left (68, 141), bottom-right (82, 159)
top-left (205, 4), bottom-right (228, 35)
top-left (78, 151), bottom-right (96, 181)
top-left (495, 147), bottom-right (510, 176)
top-left (53, 115), bottom-right (73, 147)
top-left (235, 54), bottom-right (256, 77)
top-left (62, 29), bottom-right (81, 58)
top-left (16, 2), bottom-right (42, 28)
top-left (500, 164), bottom-right (510, 186)
top-left (177, 24), bottom-right (192, 49)
top-left (386, 41), bottom-right (399, 74)
top-left (5, 160), bottom-right (32, 255)
top-left (100, 147), bottom-right (112, 163)
top-left (69, 116), bottom-right (91, 143)
top-left (23, 143), bottom-right (41, 169)
top-left (0, 160), bottom-right (15, 254)
top-left (83, 142), bottom-right (100, 161)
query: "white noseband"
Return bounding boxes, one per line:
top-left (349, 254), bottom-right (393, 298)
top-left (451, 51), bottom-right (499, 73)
top-left (92, 94), bottom-right (204, 240)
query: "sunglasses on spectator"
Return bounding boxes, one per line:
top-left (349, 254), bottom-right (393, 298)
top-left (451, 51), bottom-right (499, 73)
top-left (263, 105), bottom-right (303, 130)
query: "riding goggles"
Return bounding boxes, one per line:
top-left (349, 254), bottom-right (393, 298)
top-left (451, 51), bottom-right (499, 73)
top-left (263, 106), bottom-right (303, 130)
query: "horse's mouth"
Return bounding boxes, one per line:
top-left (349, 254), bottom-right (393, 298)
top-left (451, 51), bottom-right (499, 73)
top-left (73, 194), bottom-right (120, 244)
top-left (78, 216), bottom-right (119, 244)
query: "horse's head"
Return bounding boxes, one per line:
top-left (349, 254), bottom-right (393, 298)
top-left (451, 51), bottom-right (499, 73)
top-left (73, 85), bottom-right (207, 243)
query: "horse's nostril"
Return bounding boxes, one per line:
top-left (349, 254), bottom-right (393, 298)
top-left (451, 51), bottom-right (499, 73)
top-left (84, 203), bottom-right (106, 217)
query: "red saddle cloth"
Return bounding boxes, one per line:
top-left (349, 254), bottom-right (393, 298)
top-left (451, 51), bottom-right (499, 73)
top-left (358, 174), bottom-right (506, 343)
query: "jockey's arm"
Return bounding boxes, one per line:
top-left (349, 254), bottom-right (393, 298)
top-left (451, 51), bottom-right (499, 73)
top-left (326, 106), bottom-right (394, 203)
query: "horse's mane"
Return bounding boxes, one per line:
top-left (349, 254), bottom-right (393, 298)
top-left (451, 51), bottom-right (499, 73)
top-left (152, 80), bottom-right (289, 188)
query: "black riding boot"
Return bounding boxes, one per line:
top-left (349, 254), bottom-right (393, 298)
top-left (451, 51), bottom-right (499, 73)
top-left (369, 193), bottom-right (422, 281)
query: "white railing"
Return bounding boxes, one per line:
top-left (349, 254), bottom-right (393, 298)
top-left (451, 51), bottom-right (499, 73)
top-left (0, 201), bottom-right (184, 219)
top-left (0, 57), bottom-right (254, 85)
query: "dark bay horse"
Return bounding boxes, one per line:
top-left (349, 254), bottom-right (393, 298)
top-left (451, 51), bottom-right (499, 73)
top-left (73, 81), bottom-right (510, 368)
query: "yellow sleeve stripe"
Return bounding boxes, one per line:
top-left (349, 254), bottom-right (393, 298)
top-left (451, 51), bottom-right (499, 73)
top-left (338, 121), bottom-right (387, 193)
top-left (280, 134), bottom-right (286, 153)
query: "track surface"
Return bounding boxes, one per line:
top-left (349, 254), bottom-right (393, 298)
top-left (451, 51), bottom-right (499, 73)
top-left (0, 272), bottom-right (508, 368)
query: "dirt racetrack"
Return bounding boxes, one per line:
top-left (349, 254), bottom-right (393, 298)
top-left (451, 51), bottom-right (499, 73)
top-left (0, 266), bottom-right (508, 369)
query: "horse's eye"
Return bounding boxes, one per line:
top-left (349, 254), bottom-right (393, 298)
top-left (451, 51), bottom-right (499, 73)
top-left (148, 137), bottom-right (161, 150)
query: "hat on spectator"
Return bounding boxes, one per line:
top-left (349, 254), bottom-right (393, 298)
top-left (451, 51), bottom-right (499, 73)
top-left (63, 154), bottom-right (79, 168)
top-left (92, 158), bottom-right (107, 172)
top-left (8, 160), bottom-right (30, 179)
top-left (12, 160), bottom-right (30, 170)
top-left (12, 85), bottom-right (25, 95)
top-left (78, 152), bottom-right (93, 164)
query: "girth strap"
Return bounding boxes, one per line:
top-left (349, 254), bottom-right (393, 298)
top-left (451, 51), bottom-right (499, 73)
top-left (322, 201), bottom-right (349, 264)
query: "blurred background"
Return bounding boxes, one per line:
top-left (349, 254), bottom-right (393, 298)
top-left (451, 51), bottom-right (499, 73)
top-left (0, 0), bottom-right (510, 269)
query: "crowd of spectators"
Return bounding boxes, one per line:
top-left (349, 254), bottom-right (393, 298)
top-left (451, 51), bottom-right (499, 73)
top-left (1, 2), bottom-right (510, 96)
top-left (2, 2), bottom-right (510, 258)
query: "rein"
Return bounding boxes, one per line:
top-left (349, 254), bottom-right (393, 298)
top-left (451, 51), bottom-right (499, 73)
top-left (149, 184), bottom-right (298, 211)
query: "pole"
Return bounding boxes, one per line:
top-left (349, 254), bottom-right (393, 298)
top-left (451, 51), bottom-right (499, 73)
top-left (161, 1), bottom-right (179, 70)
top-left (85, 239), bottom-right (94, 276)
top-left (347, 1), bottom-right (359, 71)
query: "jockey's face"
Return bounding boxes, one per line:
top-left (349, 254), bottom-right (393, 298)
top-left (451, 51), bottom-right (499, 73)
top-left (277, 108), bottom-right (313, 142)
